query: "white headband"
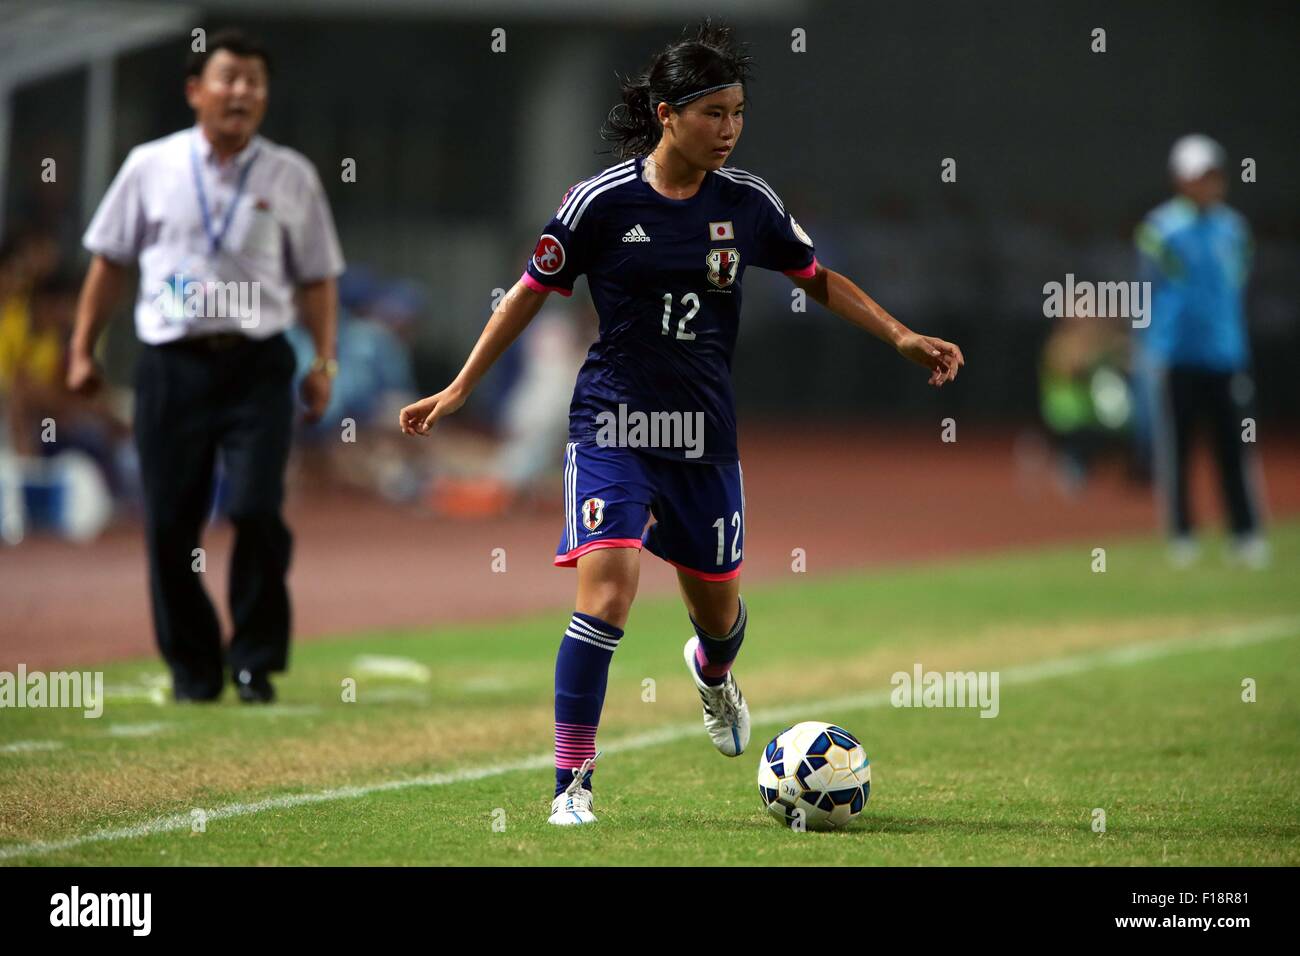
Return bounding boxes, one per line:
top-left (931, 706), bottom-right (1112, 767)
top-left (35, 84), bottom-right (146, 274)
top-left (667, 82), bottom-right (742, 107)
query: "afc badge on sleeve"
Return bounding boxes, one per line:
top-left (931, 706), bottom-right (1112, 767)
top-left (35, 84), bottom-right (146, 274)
top-left (532, 234), bottom-right (565, 275)
top-left (791, 217), bottom-right (814, 247)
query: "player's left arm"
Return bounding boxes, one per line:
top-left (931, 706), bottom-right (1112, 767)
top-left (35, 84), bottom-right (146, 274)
top-left (789, 264), bottom-right (964, 387)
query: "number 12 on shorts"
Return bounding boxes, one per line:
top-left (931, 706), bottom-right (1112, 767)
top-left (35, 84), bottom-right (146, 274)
top-left (713, 511), bottom-right (743, 566)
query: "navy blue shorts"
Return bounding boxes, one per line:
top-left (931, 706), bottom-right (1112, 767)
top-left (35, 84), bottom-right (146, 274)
top-left (554, 441), bottom-right (745, 581)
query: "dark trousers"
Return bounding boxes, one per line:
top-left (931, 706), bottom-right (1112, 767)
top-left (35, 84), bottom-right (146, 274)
top-left (134, 333), bottom-right (296, 697)
top-left (1154, 365), bottom-right (1263, 539)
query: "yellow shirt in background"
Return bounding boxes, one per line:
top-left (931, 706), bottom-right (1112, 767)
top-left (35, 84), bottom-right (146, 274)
top-left (0, 293), bottom-right (63, 391)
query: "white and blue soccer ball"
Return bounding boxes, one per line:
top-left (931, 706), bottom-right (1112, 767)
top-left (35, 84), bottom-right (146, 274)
top-left (757, 721), bottom-right (871, 831)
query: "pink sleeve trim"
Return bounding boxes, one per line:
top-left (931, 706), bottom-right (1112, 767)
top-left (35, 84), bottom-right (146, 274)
top-left (521, 270), bottom-right (573, 297)
top-left (782, 256), bottom-right (819, 279)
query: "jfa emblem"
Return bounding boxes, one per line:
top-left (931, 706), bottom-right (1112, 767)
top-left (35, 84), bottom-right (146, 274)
top-left (706, 248), bottom-right (740, 289)
top-left (581, 497), bottom-right (605, 532)
top-left (532, 234), bottom-right (565, 275)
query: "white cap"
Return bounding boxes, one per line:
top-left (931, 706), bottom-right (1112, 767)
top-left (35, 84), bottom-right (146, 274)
top-left (1169, 134), bottom-right (1225, 181)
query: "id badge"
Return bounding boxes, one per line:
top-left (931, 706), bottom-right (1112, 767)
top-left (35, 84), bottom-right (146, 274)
top-left (157, 255), bottom-right (212, 326)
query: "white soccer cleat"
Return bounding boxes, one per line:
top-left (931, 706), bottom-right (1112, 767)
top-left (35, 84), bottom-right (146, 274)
top-left (1227, 535), bottom-right (1271, 570)
top-left (683, 636), bottom-right (751, 757)
top-left (548, 788), bottom-right (596, 826)
top-left (1168, 536), bottom-right (1201, 569)
top-left (547, 753), bottom-right (599, 826)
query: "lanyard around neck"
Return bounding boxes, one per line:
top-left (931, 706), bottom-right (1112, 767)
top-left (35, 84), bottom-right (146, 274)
top-left (190, 133), bottom-right (260, 257)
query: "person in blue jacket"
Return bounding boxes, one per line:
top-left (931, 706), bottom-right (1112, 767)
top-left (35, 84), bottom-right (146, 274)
top-left (1134, 134), bottom-right (1268, 568)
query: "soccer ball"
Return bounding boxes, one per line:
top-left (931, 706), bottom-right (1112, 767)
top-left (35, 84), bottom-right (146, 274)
top-left (757, 721), bottom-right (871, 830)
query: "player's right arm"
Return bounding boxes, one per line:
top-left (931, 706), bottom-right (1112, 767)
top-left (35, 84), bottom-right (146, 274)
top-left (399, 279), bottom-right (549, 436)
top-left (66, 254), bottom-right (130, 396)
top-left (402, 174), bottom-right (599, 436)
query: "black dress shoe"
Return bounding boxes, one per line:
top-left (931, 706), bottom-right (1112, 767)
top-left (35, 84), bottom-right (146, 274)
top-left (234, 669), bottom-right (275, 704)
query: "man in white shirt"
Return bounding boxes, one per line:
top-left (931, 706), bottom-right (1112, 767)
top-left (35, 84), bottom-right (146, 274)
top-left (67, 29), bottom-right (345, 703)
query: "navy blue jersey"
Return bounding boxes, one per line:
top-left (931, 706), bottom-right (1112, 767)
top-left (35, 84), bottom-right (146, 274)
top-left (522, 155), bottom-right (817, 464)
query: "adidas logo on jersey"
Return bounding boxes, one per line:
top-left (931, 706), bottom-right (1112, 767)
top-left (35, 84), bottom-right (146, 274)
top-left (622, 224), bottom-right (651, 243)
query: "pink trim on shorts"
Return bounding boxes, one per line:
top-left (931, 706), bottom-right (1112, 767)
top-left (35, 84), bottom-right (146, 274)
top-left (658, 555), bottom-right (743, 582)
top-left (521, 270), bottom-right (573, 297)
top-left (554, 538), bottom-right (644, 567)
top-left (782, 256), bottom-right (819, 279)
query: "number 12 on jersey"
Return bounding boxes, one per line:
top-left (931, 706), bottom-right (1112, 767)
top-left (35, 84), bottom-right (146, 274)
top-left (662, 292), bottom-right (700, 341)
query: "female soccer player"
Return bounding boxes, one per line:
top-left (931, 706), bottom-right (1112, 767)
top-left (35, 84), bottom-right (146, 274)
top-left (400, 22), bottom-right (963, 825)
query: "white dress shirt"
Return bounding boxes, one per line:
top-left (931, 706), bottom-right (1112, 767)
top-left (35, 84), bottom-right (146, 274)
top-left (83, 125), bottom-right (345, 344)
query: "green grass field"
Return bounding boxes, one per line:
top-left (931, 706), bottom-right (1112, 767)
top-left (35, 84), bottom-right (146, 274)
top-left (3, 523), bottom-right (1298, 866)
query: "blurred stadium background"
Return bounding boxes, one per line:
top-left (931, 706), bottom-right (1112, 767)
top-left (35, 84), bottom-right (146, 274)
top-left (2, 0), bottom-right (1298, 669)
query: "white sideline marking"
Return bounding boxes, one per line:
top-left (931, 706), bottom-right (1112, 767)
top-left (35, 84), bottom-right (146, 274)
top-left (102, 685), bottom-right (168, 706)
top-left (104, 674), bottom-right (170, 706)
top-left (0, 740), bottom-right (64, 754)
top-left (237, 704), bottom-right (321, 718)
top-left (106, 722), bottom-right (169, 738)
top-left (353, 655), bottom-right (432, 684)
top-left (1, 615), bottom-right (1295, 862)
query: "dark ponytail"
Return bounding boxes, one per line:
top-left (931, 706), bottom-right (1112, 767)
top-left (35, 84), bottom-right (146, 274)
top-left (601, 18), bottom-right (753, 160)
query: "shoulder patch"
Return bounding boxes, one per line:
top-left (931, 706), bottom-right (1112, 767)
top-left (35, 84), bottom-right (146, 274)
top-left (791, 217), bottom-right (813, 247)
top-left (532, 234), bottom-right (565, 275)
